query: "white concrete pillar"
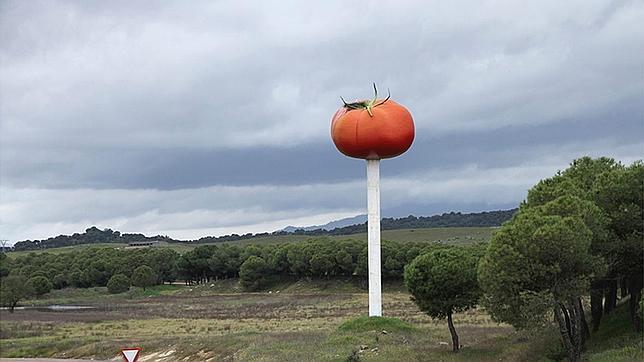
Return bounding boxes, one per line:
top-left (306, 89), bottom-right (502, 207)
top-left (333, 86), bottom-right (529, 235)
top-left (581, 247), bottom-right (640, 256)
top-left (366, 159), bottom-right (382, 316)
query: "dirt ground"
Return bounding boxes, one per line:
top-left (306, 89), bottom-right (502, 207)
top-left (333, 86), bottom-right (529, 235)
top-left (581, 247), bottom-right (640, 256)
top-left (1, 359), bottom-right (110, 362)
top-left (0, 284), bottom-right (515, 361)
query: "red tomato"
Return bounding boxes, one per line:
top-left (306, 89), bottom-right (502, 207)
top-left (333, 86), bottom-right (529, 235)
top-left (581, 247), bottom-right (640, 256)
top-left (331, 89), bottom-right (414, 160)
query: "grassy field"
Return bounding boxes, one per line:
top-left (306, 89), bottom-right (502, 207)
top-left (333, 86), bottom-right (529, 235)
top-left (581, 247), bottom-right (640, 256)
top-left (0, 280), bottom-right (518, 361)
top-left (6, 243), bottom-right (131, 257)
top-left (2, 278), bottom-right (640, 361)
top-left (7, 227), bottom-right (495, 257)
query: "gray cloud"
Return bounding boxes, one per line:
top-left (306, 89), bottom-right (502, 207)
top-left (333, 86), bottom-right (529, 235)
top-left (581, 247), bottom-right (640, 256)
top-left (1, 0), bottom-right (643, 242)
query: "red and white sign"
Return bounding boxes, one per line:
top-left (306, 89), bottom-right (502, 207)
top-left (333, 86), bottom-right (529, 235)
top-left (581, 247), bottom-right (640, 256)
top-left (121, 347), bottom-right (141, 362)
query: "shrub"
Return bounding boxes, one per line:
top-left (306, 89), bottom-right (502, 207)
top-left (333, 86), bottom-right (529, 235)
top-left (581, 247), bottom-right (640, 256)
top-left (239, 256), bottom-right (269, 291)
top-left (107, 274), bottom-right (130, 294)
top-left (131, 265), bottom-right (156, 291)
top-left (27, 276), bottom-right (52, 296)
top-left (52, 273), bottom-right (68, 289)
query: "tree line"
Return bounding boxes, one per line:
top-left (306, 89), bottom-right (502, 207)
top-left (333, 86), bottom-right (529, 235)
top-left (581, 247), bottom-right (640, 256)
top-left (10, 209), bottom-right (516, 251)
top-left (0, 247), bottom-right (180, 305)
top-left (10, 227), bottom-right (174, 252)
top-left (1, 238), bottom-right (471, 306)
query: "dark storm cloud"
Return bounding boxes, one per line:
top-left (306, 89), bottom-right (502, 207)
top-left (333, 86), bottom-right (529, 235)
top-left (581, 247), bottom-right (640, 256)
top-left (1, 0), bottom-right (643, 241)
top-left (2, 103), bottom-right (640, 190)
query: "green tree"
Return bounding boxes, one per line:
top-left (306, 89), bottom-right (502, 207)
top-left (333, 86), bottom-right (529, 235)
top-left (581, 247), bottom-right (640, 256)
top-left (382, 241), bottom-right (405, 279)
top-left (52, 274), bottom-right (68, 289)
top-left (404, 247), bottom-right (481, 352)
top-left (309, 252), bottom-right (334, 278)
top-left (593, 161), bottom-right (643, 331)
top-left (0, 275), bottom-right (32, 312)
top-left (239, 256), bottom-right (269, 291)
top-left (222, 245), bottom-right (242, 278)
top-left (0, 253), bottom-right (11, 279)
top-left (268, 245), bottom-right (290, 274)
top-left (107, 274), bottom-right (131, 294)
top-left (131, 265), bottom-right (156, 291)
top-left (335, 250), bottom-right (354, 276)
top-left (478, 200), bottom-right (604, 362)
top-left (27, 276), bottom-right (52, 296)
top-left (524, 157), bottom-right (643, 331)
top-left (209, 250), bottom-right (228, 280)
top-left (148, 249), bottom-right (179, 283)
top-left (69, 268), bottom-right (87, 288)
top-left (286, 245), bottom-right (309, 276)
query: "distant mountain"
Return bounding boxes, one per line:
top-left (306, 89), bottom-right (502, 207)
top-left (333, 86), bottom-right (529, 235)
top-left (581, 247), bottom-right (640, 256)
top-left (282, 214), bottom-right (367, 232)
top-left (283, 209), bottom-right (518, 237)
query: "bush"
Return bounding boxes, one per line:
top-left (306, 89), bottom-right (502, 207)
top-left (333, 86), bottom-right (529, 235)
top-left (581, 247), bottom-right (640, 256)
top-left (239, 256), bottom-right (269, 291)
top-left (27, 276), bottom-right (52, 296)
top-left (131, 265), bottom-right (156, 290)
top-left (52, 273), bottom-right (68, 289)
top-left (107, 274), bottom-right (131, 294)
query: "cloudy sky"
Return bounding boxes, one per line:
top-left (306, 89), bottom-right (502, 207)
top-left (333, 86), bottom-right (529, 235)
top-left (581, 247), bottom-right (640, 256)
top-left (1, 0), bottom-right (642, 243)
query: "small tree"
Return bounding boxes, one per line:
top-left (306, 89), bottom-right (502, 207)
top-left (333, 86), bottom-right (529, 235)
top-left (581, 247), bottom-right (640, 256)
top-left (309, 252), bottom-right (334, 278)
top-left (0, 275), bottom-right (32, 312)
top-left (239, 256), bottom-right (269, 291)
top-left (478, 202), bottom-right (604, 362)
top-left (107, 274), bottom-right (131, 294)
top-left (0, 253), bottom-right (11, 278)
top-left (404, 247), bottom-right (481, 352)
top-left (27, 276), bottom-right (52, 296)
top-left (131, 265), bottom-right (156, 291)
top-left (52, 274), bottom-right (68, 289)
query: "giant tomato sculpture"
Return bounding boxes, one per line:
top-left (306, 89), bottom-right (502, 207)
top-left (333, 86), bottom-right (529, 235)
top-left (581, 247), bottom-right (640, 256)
top-left (331, 86), bottom-right (414, 160)
top-left (331, 85), bottom-right (414, 317)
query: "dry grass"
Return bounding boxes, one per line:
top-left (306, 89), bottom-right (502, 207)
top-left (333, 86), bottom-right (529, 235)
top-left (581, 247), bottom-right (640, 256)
top-left (0, 280), bottom-right (519, 361)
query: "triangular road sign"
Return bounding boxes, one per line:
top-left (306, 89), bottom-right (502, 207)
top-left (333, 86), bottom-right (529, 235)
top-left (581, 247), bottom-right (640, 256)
top-left (121, 347), bottom-right (141, 362)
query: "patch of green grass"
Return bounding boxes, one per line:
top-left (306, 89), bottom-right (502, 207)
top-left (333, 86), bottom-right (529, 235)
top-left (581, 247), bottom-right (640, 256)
top-left (23, 284), bottom-right (186, 306)
top-left (24, 287), bottom-right (109, 306)
top-left (584, 301), bottom-right (643, 360)
top-left (588, 341), bottom-right (644, 362)
top-left (125, 284), bottom-right (184, 298)
top-left (6, 243), bottom-right (129, 257)
top-left (338, 316), bottom-right (415, 333)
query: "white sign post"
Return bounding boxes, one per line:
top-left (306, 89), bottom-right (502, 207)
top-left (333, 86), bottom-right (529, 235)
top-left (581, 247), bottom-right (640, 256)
top-left (367, 159), bottom-right (382, 317)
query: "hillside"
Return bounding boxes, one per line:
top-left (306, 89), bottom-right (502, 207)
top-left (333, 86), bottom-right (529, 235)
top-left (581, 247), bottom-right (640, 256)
top-left (7, 227), bottom-right (495, 256)
top-left (10, 209), bottom-right (515, 252)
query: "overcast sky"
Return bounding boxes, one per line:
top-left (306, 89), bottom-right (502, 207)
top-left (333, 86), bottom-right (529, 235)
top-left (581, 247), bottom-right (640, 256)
top-left (1, 0), bottom-right (642, 243)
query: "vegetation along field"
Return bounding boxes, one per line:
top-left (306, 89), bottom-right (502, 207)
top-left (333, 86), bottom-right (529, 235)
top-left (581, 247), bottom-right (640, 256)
top-left (1, 157), bottom-right (642, 361)
top-left (0, 280), bottom-right (640, 361)
top-left (5, 227), bottom-right (495, 257)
